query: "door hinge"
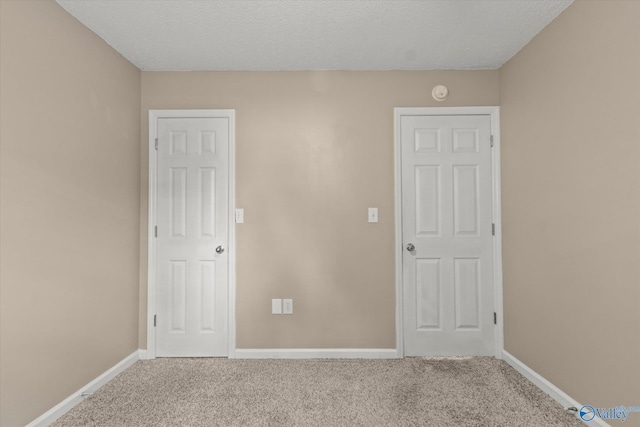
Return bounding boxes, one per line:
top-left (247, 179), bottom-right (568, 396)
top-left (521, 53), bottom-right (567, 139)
top-left (154, 226), bottom-right (157, 238)
top-left (153, 314), bottom-right (157, 327)
top-left (492, 223), bottom-right (495, 236)
top-left (490, 135), bottom-right (494, 147)
top-left (155, 138), bottom-right (158, 150)
top-left (494, 312), bottom-right (497, 325)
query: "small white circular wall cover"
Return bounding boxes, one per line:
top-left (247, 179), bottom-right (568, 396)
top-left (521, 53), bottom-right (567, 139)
top-left (432, 85), bottom-right (449, 101)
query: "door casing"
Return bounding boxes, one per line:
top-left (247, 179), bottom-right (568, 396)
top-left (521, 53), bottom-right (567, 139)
top-left (146, 109), bottom-right (236, 359)
top-left (394, 107), bottom-right (503, 358)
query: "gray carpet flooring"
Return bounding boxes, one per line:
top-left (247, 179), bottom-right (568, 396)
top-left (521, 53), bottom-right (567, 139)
top-left (53, 357), bottom-right (583, 426)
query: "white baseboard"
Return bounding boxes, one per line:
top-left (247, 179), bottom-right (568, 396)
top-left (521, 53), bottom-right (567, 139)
top-left (26, 350), bottom-right (140, 427)
top-left (234, 348), bottom-right (399, 359)
top-left (502, 350), bottom-right (610, 427)
top-left (138, 349), bottom-right (152, 360)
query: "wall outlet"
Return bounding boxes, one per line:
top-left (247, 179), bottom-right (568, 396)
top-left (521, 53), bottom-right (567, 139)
top-left (283, 299), bottom-right (293, 314)
top-left (271, 298), bottom-right (282, 314)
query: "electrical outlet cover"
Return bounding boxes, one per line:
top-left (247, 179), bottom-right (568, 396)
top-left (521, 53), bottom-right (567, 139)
top-left (271, 298), bottom-right (282, 314)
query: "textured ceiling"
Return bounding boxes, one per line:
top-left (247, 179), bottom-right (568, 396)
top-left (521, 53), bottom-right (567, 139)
top-left (55, 0), bottom-right (573, 71)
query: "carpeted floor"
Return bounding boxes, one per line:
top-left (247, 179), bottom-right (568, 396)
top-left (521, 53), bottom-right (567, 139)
top-left (53, 357), bottom-right (583, 426)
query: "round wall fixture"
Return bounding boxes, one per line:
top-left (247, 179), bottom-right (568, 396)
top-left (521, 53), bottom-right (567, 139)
top-left (432, 85), bottom-right (449, 101)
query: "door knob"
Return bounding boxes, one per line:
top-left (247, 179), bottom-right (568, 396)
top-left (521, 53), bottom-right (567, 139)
top-left (216, 245), bottom-right (225, 254)
top-left (406, 243), bottom-right (415, 252)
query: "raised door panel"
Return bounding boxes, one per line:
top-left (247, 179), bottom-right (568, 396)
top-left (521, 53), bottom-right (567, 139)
top-left (453, 165), bottom-right (479, 237)
top-left (415, 259), bottom-right (441, 330)
top-left (199, 168), bottom-right (216, 238)
top-left (169, 261), bottom-right (187, 332)
top-left (415, 166), bottom-right (440, 236)
top-left (454, 258), bottom-right (480, 330)
top-left (199, 261), bottom-right (216, 332)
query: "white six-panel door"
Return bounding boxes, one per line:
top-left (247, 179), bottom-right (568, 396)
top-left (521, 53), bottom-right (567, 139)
top-left (156, 117), bottom-right (229, 357)
top-left (400, 114), bottom-right (495, 356)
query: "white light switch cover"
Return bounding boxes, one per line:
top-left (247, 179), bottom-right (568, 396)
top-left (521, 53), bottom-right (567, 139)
top-left (368, 207), bottom-right (378, 223)
top-left (235, 208), bottom-right (244, 223)
top-left (271, 299), bottom-right (282, 314)
top-left (283, 299), bottom-right (293, 314)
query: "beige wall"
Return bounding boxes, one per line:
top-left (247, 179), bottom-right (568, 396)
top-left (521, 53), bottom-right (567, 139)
top-left (140, 71), bottom-right (499, 348)
top-left (0, 1), bottom-right (141, 426)
top-left (500, 0), bottom-right (640, 409)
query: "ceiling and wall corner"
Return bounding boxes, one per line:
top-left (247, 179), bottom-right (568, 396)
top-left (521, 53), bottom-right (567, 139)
top-left (55, 0), bottom-right (573, 71)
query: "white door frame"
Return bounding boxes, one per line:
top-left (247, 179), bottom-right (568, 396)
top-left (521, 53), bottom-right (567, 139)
top-left (146, 109), bottom-right (236, 359)
top-left (394, 106), bottom-right (503, 358)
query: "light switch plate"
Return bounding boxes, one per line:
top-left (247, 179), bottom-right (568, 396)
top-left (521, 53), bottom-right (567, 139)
top-left (271, 299), bottom-right (282, 314)
top-left (283, 299), bottom-right (293, 314)
top-left (368, 207), bottom-right (378, 223)
top-left (235, 208), bottom-right (244, 223)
